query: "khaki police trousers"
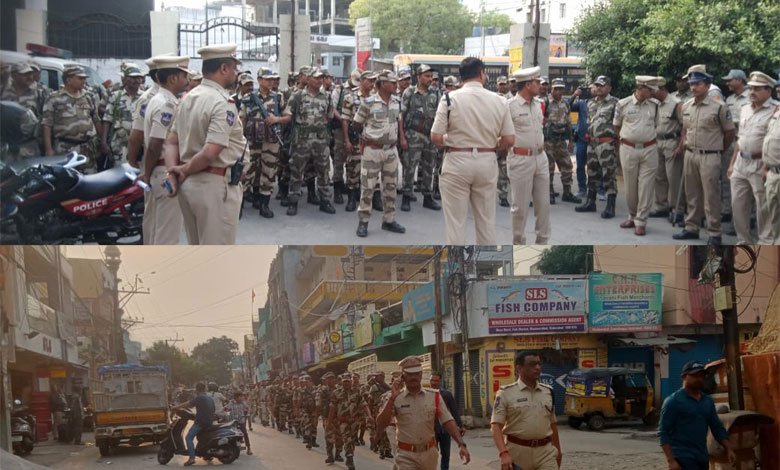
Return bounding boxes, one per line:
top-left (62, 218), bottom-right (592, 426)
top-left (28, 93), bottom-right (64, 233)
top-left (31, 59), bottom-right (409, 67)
top-left (507, 151), bottom-right (550, 245)
top-left (765, 169), bottom-right (780, 244)
top-left (507, 441), bottom-right (558, 470)
top-left (620, 142), bottom-right (658, 228)
top-left (684, 150), bottom-right (722, 237)
top-left (177, 171), bottom-right (241, 245)
top-left (143, 165), bottom-right (183, 245)
top-left (653, 138), bottom-right (685, 213)
top-left (730, 156), bottom-right (773, 244)
top-left (439, 150), bottom-right (498, 245)
top-left (393, 446), bottom-right (438, 470)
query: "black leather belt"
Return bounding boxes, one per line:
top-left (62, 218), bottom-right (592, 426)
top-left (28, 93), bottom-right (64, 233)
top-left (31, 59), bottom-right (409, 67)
top-left (686, 147), bottom-right (720, 155)
top-left (657, 132), bottom-right (681, 140)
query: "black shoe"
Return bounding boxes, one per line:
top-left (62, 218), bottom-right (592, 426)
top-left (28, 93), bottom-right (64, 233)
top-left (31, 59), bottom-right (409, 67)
top-left (499, 197), bottom-right (510, 207)
top-left (721, 213), bottom-right (732, 223)
top-left (345, 456), bottom-right (355, 470)
top-left (259, 194), bottom-right (274, 218)
top-left (357, 221), bottom-right (368, 237)
top-left (575, 190), bottom-right (597, 212)
top-left (345, 188), bottom-right (358, 212)
top-left (383, 451), bottom-right (393, 459)
top-left (320, 200), bottom-right (336, 214)
top-left (307, 181), bottom-right (320, 205)
top-left (382, 221), bottom-right (406, 233)
top-left (433, 188), bottom-right (441, 200)
top-left (325, 453), bottom-right (334, 464)
top-left (672, 230), bottom-right (700, 240)
top-left (601, 194), bottom-right (616, 219)
top-left (552, 190), bottom-right (561, 197)
top-left (561, 191), bottom-right (582, 204)
top-left (372, 190), bottom-right (383, 211)
top-left (550, 193), bottom-right (556, 205)
top-left (671, 213), bottom-right (684, 226)
top-left (707, 236), bottom-right (723, 246)
top-left (649, 209), bottom-right (670, 218)
top-left (334, 181), bottom-right (345, 204)
top-left (401, 195), bottom-right (411, 212)
top-left (312, 440), bottom-right (320, 448)
top-left (286, 201), bottom-right (298, 216)
top-left (422, 195), bottom-right (441, 210)
top-left (279, 183), bottom-right (289, 207)
top-left (334, 454), bottom-right (344, 462)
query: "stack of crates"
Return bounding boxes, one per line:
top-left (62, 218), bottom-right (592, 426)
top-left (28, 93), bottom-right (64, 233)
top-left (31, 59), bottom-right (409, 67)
top-left (348, 353), bottom-right (433, 387)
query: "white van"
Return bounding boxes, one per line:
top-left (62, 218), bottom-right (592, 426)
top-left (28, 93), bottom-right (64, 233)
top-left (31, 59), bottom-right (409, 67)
top-left (1, 45), bottom-right (105, 93)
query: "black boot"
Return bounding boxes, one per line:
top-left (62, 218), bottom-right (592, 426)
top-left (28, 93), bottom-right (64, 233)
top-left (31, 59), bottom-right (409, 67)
top-left (561, 186), bottom-right (582, 203)
top-left (423, 195), bottom-right (441, 210)
top-left (320, 200), bottom-right (336, 214)
top-left (601, 194), bottom-right (616, 219)
top-left (345, 188), bottom-right (358, 212)
top-left (414, 180), bottom-right (421, 193)
top-left (311, 437), bottom-right (320, 447)
top-left (401, 195), bottom-right (411, 212)
top-left (334, 452), bottom-right (343, 462)
top-left (325, 447), bottom-right (334, 464)
top-left (575, 190), bottom-right (597, 212)
top-left (334, 181), bottom-right (345, 204)
top-left (357, 221), bottom-right (368, 237)
top-left (286, 201), bottom-right (298, 216)
top-left (307, 181), bottom-right (320, 205)
top-left (372, 190), bottom-right (383, 211)
top-left (306, 436), bottom-right (312, 449)
top-left (279, 183), bottom-right (289, 207)
top-left (499, 197), bottom-right (510, 207)
top-left (433, 186), bottom-right (441, 200)
top-left (258, 194), bottom-right (274, 218)
top-left (251, 190), bottom-right (262, 209)
top-left (550, 192), bottom-right (556, 205)
top-left (345, 455), bottom-right (355, 470)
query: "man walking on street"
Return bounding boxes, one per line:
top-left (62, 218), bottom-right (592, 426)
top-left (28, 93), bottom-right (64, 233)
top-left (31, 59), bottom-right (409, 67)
top-left (430, 372), bottom-right (464, 470)
top-left (49, 384), bottom-right (66, 441)
top-left (659, 361), bottom-right (735, 470)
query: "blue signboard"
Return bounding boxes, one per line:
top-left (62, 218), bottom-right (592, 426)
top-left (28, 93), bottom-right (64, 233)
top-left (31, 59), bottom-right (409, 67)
top-left (588, 272), bottom-right (663, 332)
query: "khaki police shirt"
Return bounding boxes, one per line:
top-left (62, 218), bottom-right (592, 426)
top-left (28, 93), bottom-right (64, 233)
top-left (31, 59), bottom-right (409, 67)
top-left (656, 95), bottom-right (682, 137)
top-left (737, 99), bottom-right (778, 156)
top-left (762, 105), bottom-right (780, 167)
top-left (508, 94), bottom-right (544, 151)
top-left (143, 87), bottom-right (178, 149)
top-left (490, 379), bottom-right (555, 440)
top-left (392, 388), bottom-right (453, 446)
top-left (132, 83), bottom-right (159, 132)
top-left (726, 89), bottom-right (750, 126)
top-left (431, 81), bottom-right (514, 149)
top-left (353, 93), bottom-right (401, 145)
top-left (614, 94), bottom-right (659, 143)
top-left (681, 96), bottom-right (735, 151)
top-left (172, 78), bottom-right (247, 168)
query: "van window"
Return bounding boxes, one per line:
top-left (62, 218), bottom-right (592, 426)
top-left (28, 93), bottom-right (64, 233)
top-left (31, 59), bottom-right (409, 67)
top-left (40, 69), bottom-right (60, 91)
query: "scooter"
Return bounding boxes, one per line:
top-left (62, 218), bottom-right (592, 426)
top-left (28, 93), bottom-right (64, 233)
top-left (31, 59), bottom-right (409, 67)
top-left (11, 399), bottom-right (35, 455)
top-left (157, 408), bottom-right (245, 465)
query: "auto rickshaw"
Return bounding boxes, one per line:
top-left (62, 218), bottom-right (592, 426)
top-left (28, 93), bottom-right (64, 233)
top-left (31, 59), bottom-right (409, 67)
top-left (564, 367), bottom-right (655, 431)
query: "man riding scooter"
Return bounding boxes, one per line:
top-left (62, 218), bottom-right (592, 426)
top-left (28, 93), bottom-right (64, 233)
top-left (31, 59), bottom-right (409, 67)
top-left (172, 382), bottom-right (215, 466)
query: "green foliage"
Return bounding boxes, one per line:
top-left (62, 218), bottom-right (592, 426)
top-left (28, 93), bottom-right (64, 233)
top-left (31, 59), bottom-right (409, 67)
top-left (191, 336), bottom-right (239, 386)
top-left (569, 0), bottom-right (780, 96)
top-left (142, 341), bottom-right (206, 386)
top-left (536, 246), bottom-right (594, 275)
top-left (476, 10), bottom-right (514, 35)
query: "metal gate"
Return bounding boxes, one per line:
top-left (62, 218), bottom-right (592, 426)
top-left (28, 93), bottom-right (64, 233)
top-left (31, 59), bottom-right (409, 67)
top-left (178, 17), bottom-right (279, 61)
top-left (48, 13), bottom-right (151, 58)
top-left (468, 349), bottom-right (482, 417)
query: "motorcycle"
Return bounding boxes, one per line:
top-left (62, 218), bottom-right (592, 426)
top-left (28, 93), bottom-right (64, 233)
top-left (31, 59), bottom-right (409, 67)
top-left (11, 399), bottom-right (36, 455)
top-left (0, 151), bottom-right (149, 244)
top-left (157, 408), bottom-right (245, 465)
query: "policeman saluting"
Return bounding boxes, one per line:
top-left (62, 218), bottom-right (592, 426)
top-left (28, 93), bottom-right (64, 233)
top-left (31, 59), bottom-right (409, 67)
top-left (491, 351), bottom-right (562, 470)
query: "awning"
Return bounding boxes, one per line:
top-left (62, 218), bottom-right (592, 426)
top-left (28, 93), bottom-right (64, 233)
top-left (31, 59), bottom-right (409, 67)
top-left (359, 339), bottom-right (411, 353)
top-left (613, 336), bottom-right (696, 347)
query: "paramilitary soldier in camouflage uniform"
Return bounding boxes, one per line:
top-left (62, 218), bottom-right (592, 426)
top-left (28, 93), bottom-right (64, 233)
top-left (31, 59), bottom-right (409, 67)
top-left (1, 61), bottom-right (47, 159)
top-left (399, 64), bottom-right (442, 212)
top-left (317, 372), bottom-right (343, 463)
top-left (369, 371), bottom-right (393, 459)
top-left (495, 75), bottom-right (512, 207)
top-left (283, 68), bottom-right (336, 216)
top-left (42, 65), bottom-right (101, 173)
top-left (294, 375), bottom-right (319, 449)
top-left (239, 68), bottom-right (285, 218)
top-left (576, 75), bottom-right (620, 218)
top-left (355, 373), bottom-right (369, 447)
top-left (102, 64), bottom-right (144, 165)
top-left (544, 78), bottom-right (580, 204)
top-left (331, 68), bottom-right (362, 205)
top-left (352, 70), bottom-right (407, 238)
top-left (328, 373), bottom-right (371, 470)
top-left (340, 70), bottom-right (378, 212)
top-left (126, 57), bottom-right (161, 168)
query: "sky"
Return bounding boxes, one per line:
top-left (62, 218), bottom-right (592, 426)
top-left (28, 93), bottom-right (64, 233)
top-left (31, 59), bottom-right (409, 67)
top-left (64, 246), bottom-right (277, 354)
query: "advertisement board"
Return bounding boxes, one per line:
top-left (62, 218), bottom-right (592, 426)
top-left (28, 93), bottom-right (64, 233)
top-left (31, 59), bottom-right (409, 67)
top-left (487, 279), bottom-right (587, 335)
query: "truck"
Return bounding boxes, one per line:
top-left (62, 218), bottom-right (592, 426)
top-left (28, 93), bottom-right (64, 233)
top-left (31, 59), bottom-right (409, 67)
top-left (92, 364), bottom-right (169, 456)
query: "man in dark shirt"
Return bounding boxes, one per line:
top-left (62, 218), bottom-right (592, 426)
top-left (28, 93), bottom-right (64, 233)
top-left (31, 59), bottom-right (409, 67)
top-left (174, 382), bottom-right (215, 466)
top-left (659, 361), bottom-right (735, 470)
top-left (430, 372), bottom-right (464, 470)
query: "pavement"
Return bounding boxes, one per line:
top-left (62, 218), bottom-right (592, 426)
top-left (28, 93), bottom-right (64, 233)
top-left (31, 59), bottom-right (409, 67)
top-left (231, 159), bottom-right (740, 245)
top-left (20, 419), bottom-right (667, 470)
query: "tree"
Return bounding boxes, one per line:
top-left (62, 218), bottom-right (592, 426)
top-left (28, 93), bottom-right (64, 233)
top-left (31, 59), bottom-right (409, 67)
top-left (475, 10), bottom-right (514, 36)
top-left (191, 336), bottom-right (239, 386)
top-left (142, 341), bottom-right (206, 386)
top-left (536, 246), bottom-right (593, 275)
top-left (569, 0), bottom-right (780, 96)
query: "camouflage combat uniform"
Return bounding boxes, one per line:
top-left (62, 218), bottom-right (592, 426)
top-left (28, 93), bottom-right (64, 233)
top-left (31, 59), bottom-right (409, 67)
top-left (103, 88), bottom-right (140, 163)
top-left (330, 385), bottom-right (367, 460)
top-left (369, 381), bottom-right (392, 455)
top-left (586, 94), bottom-right (620, 195)
top-left (544, 96), bottom-right (574, 193)
top-left (331, 83), bottom-right (352, 187)
top-left (239, 89), bottom-right (285, 197)
top-left (341, 87), bottom-right (374, 192)
top-left (42, 88), bottom-right (100, 173)
top-left (401, 85), bottom-right (441, 197)
top-left (299, 386), bottom-right (318, 447)
top-left (1, 79), bottom-right (47, 158)
top-left (317, 382), bottom-right (343, 458)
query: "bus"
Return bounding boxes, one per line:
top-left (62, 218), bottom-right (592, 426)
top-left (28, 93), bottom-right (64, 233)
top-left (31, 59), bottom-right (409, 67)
top-left (393, 54), bottom-right (585, 92)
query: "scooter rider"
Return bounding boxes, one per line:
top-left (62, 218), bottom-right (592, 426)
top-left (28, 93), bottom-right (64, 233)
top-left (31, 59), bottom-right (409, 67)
top-left (173, 382), bottom-right (215, 466)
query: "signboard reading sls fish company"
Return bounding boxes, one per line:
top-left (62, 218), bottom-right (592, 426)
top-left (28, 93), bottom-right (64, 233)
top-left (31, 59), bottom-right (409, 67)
top-left (588, 273), bottom-right (663, 333)
top-left (487, 280), bottom-right (587, 335)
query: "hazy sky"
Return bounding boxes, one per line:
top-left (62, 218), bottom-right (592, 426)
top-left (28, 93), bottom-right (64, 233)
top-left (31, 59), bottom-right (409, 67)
top-left (64, 246), bottom-right (277, 353)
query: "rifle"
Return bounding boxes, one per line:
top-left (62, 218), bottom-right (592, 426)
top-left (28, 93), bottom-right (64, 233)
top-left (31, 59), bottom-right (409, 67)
top-left (250, 92), bottom-right (284, 147)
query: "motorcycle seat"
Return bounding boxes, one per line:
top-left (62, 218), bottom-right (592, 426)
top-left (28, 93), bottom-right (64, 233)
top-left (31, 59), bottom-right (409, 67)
top-left (201, 421), bottom-right (236, 433)
top-left (8, 155), bottom-right (72, 174)
top-left (68, 164), bottom-right (136, 201)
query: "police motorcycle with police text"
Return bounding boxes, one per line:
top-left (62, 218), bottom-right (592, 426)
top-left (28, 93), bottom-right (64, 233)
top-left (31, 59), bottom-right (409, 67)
top-left (157, 408), bottom-right (245, 465)
top-left (11, 399), bottom-right (36, 455)
top-left (0, 151), bottom-right (149, 244)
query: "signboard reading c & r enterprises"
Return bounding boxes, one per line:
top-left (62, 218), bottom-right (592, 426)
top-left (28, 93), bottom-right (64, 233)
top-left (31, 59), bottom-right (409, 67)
top-left (487, 279), bottom-right (587, 335)
top-left (588, 272), bottom-right (663, 333)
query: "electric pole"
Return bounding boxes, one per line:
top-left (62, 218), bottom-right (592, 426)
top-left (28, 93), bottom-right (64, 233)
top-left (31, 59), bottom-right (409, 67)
top-left (162, 334), bottom-right (183, 385)
top-left (433, 246), bottom-right (444, 374)
top-left (718, 246), bottom-right (744, 410)
top-left (533, 0), bottom-right (540, 66)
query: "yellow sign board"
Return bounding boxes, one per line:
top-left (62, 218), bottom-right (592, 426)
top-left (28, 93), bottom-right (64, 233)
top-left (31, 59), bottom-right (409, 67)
top-left (509, 46), bottom-right (523, 73)
top-left (50, 368), bottom-right (67, 378)
top-left (486, 351), bottom-right (516, 412)
top-left (354, 317), bottom-right (373, 348)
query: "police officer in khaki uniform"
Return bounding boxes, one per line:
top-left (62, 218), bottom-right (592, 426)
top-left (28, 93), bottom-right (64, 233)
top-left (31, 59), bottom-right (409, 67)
top-left (614, 76), bottom-right (660, 236)
top-left (506, 66), bottom-right (550, 244)
top-left (727, 71), bottom-right (778, 244)
top-left (721, 69), bottom-right (750, 225)
top-left (164, 44), bottom-right (247, 245)
top-left (126, 57), bottom-right (162, 168)
top-left (431, 57), bottom-right (515, 245)
top-left (376, 356), bottom-right (470, 470)
top-left (762, 88), bottom-right (780, 244)
top-left (491, 351), bottom-right (562, 470)
top-left (140, 56), bottom-right (189, 245)
top-left (649, 77), bottom-right (685, 224)
top-left (673, 68), bottom-right (735, 244)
